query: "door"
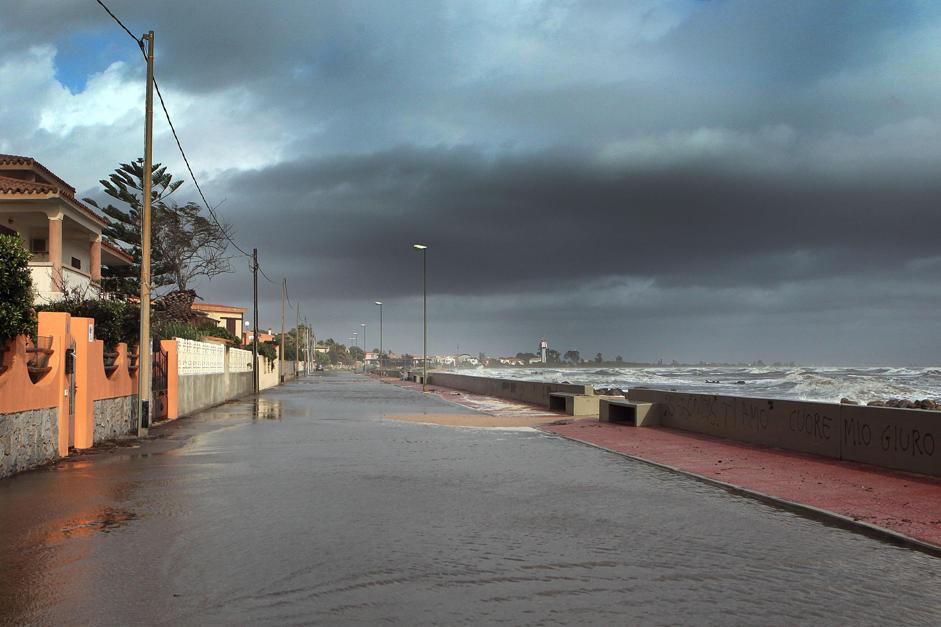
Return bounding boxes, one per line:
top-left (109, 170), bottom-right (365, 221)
top-left (152, 348), bottom-right (169, 421)
top-left (66, 341), bottom-right (76, 448)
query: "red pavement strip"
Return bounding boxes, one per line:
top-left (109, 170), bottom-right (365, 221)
top-left (543, 420), bottom-right (941, 554)
top-left (377, 375), bottom-right (941, 554)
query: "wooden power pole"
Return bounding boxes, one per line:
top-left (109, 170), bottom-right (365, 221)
top-left (294, 302), bottom-right (300, 377)
top-left (252, 248), bottom-right (259, 394)
top-left (137, 30), bottom-right (155, 436)
top-left (280, 279), bottom-right (285, 382)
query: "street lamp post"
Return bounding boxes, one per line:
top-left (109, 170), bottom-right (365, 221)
top-left (375, 301), bottom-right (383, 373)
top-left (361, 323), bottom-right (367, 374)
top-left (413, 244), bottom-right (428, 391)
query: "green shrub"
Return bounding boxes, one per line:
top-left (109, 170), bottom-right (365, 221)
top-left (36, 295), bottom-right (137, 349)
top-left (0, 234), bottom-right (37, 346)
top-left (196, 320), bottom-right (241, 346)
top-left (155, 320), bottom-right (203, 341)
top-left (258, 341), bottom-right (277, 367)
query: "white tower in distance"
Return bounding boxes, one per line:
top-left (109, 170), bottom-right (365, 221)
top-left (539, 338), bottom-right (548, 364)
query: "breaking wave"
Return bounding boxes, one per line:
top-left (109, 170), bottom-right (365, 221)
top-left (453, 366), bottom-right (941, 403)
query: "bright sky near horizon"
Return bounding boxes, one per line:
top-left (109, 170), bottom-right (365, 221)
top-left (3, 0), bottom-right (941, 364)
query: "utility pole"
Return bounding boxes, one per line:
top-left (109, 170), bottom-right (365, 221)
top-left (413, 244), bottom-right (428, 391)
top-left (306, 316), bottom-right (312, 374)
top-left (375, 301), bottom-right (383, 373)
top-left (361, 323), bottom-right (367, 374)
top-left (252, 248), bottom-right (259, 395)
top-left (294, 302), bottom-right (300, 377)
top-left (137, 31), bottom-right (155, 436)
top-left (280, 279), bottom-right (285, 382)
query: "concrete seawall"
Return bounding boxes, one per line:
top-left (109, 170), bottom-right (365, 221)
top-left (627, 388), bottom-right (939, 477)
top-left (426, 372), bottom-right (592, 407)
top-left (419, 372), bottom-right (938, 477)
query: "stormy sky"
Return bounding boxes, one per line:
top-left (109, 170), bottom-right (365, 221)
top-left (3, 0), bottom-right (941, 364)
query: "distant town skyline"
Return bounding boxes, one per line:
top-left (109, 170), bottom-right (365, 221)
top-left (4, 1), bottom-right (941, 363)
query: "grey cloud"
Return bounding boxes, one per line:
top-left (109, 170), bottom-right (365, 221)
top-left (208, 144), bottom-right (941, 300)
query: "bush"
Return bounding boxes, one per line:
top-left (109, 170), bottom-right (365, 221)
top-left (258, 341), bottom-right (277, 367)
top-left (36, 295), bottom-right (137, 350)
top-left (155, 320), bottom-right (203, 342)
top-left (196, 321), bottom-right (241, 346)
top-left (0, 234), bottom-right (36, 347)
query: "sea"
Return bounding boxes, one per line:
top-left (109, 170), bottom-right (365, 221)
top-left (455, 365), bottom-right (941, 404)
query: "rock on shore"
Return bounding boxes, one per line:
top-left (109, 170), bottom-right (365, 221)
top-left (841, 397), bottom-right (941, 411)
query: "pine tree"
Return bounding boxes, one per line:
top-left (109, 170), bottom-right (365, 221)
top-left (85, 159), bottom-right (180, 297)
top-left (85, 159), bottom-right (232, 297)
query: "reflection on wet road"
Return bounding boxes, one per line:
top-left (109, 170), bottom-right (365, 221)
top-left (1, 373), bottom-right (939, 625)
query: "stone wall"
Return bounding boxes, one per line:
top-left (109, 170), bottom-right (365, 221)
top-left (93, 396), bottom-right (137, 444)
top-left (426, 372), bottom-right (593, 407)
top-left (0, 407), bottom-right (59, 478)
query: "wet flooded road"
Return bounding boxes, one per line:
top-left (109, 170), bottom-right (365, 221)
top-left (1, 373), bottom-right (939, 625)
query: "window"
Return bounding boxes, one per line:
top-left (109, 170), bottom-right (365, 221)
top-left (71, 257), bottom-right (81, 270)
top-left (30, 238), bottom-right (47, 253)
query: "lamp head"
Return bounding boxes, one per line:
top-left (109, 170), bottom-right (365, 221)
top-left (412, 244), bottom-right (428, 250)
top-left (375, 301), bottom-right (383, 305)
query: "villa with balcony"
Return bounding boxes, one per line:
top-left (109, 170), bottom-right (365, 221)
top-left (0, 154), bottom-right (132, 302)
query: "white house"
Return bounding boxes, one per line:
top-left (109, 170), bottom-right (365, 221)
top-left (0, 154), bottom-right (132, 302)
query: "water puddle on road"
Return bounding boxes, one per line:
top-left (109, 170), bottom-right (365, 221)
top-left (60, 508), bottom-right (137, 538)
top-left (252, 398), bottom-right (283, 421)
top-left (384, 413), bottom-right (551, 429)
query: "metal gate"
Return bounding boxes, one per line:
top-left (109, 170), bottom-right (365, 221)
top-left (66, 340), bottom-right (76, 448)
top-left (152, 346), bottom-right (169, 421)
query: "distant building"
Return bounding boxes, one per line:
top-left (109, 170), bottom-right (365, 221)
top-left (539, 338), bottom-right (548, 364)
top-left (243, 329), bottom-right (275, 345)
top-left (456, 354), bottom-right (478, 366)
top-left (192, 302), bottom-right (246, 337)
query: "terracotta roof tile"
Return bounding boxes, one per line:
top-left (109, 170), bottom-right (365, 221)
top-left (101, 239), bottom-right (133, 264)
top-left (0, 174), bottom-right (58, 195)
top-left (192, 303), bottom-right (247, 314)
top-left (0, 155), bottom-right (107, 227)
top-left (0, 153), bottom-right (76, 194)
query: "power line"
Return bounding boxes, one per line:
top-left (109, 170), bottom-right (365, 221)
top-left (96, 0), bottom-right (141, 45)
top-left (151, 77), bottom-right (252, 259)
top-left (96, 0), bottom-right (283, 282)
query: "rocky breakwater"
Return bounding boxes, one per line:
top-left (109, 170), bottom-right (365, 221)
top-left (841, 397), bottom-right (941, 411)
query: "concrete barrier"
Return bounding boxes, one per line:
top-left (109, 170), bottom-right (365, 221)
top-left (178, 372), bottom-right (227, 416)
top-left (599, 399), bottom-right (657, 426)
top-left (427, 372), bottom-right (592, 407)
top-left (627, 388), bottom-right (940, 477)
top-left (841, 405), bottom-right (938, 476)
top-left (550, 393), bottom-right (624, 417)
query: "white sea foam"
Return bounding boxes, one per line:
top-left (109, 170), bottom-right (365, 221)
top-left (454, 366), bottom-right (941, 403)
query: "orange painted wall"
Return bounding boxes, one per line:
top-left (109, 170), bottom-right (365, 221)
top-left (0, 312), bottom-right (72, 456)
top-left (69, 317), bottom-right (138, 449)
top-left (161, 339), bottom-right (179, 420)
top-left (1, 313), bottom-right (140, 454)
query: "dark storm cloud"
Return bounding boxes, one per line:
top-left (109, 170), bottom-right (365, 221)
top-left (210, 144), bottom-right (941, 300)
top-left (6, 0), bottom-right (941, 361)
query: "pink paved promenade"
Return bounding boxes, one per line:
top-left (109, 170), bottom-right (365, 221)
top-left (542, 419), bottom-right (941, 549)
top-left (380, 375), bottom-right (941, 549)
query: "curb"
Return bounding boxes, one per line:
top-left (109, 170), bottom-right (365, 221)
top-left (537, 427), bottom-right (941, 559)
